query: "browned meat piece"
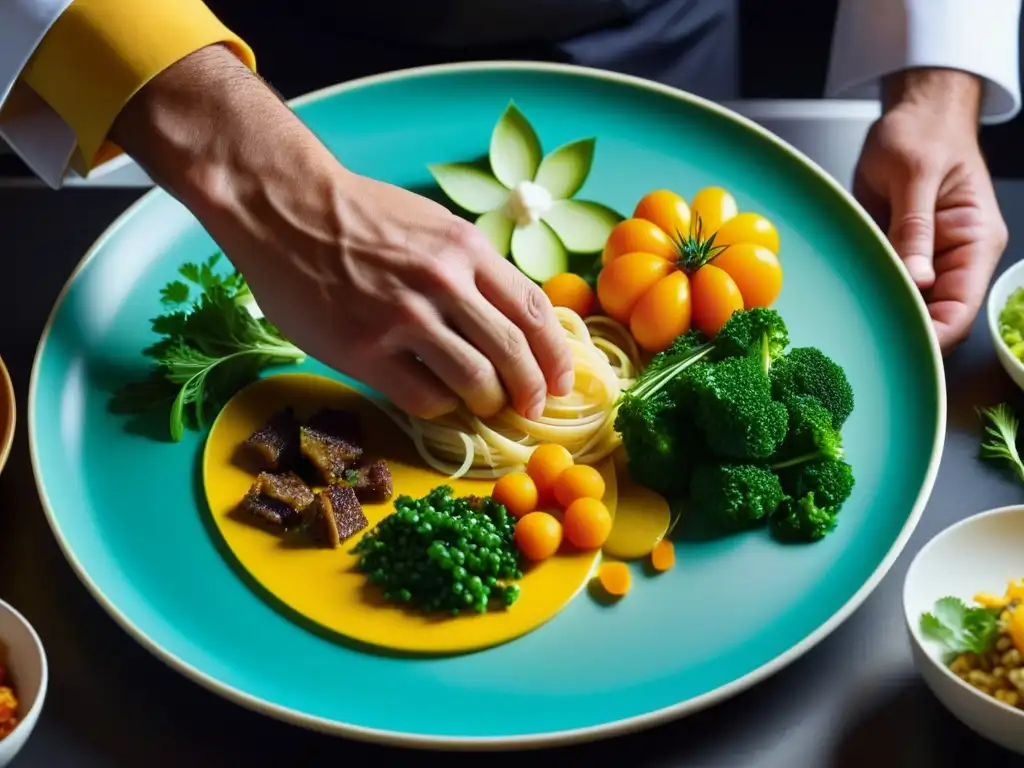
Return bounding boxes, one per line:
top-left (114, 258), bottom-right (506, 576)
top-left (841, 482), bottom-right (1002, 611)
top-left (239, 471), bottom-right (314, 528)
top-left (299, 425), bottom-right (363, 485)
top-left (306, 409), bottom-right (361, 442)
top-left (244, 408), bottom-right (300, 471)
top-left (345, 459), bottom-right (393, 503)
top-left (307, 485), bottom-right (368, 548)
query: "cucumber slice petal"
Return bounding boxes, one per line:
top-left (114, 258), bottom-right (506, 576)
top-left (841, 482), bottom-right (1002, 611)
top-left (475, 210), bottom-right (515, 257)
top-left (427, 163), bottom-right (509, 214)
top-left (542, 199), bottom-right (623, 253)
top-left (533, 138), bottom-right (596, 200)
top-left (510, 221), bottom-right (569, 282)
top-left (489, 102), bottom-right (542, 189)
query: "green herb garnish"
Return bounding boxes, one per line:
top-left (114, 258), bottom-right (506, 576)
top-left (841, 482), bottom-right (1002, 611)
top-left (977, 403), bottom-right (1024, 484)
top-left (920, 596), bottom-right (1003, 658)
top-left (112, 253), bottom-right (305, 441)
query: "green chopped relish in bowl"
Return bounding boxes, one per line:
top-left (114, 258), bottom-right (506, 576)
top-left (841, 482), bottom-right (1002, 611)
top-left (1000, 288), bottom-right (1024, 361)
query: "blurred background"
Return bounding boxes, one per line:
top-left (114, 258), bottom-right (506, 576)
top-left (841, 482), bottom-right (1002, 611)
top-left (1, 0), bottom-right (1021, 179)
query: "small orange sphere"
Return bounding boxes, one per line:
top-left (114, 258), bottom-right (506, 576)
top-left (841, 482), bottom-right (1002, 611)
top-left (597, 561), bottom-right (632, 597)
top-left (553, 464), bottom-right (606, 508)
top-left (526, 443), bottom-right (575, 505)
top-left (562, 498), bottom-right (613, 549)
top-left (491, 472), bottom-right (539, 519)
top-left (514, 511), bottom-right (563, 561)
top-left (542, 273), bottom-right (596, 318)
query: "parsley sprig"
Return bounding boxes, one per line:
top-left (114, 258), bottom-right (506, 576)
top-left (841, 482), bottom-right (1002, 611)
top-left (112, 254), bottom-right (305, 441)
top-left (920, 596), bottom-right (1003, 659)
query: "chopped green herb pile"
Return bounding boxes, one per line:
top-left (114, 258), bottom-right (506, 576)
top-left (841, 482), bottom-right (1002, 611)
top-left (920, 596), bottom-right (1003, 659)
top-left (614, 308), bottom-right (856, 543)
top-left (999, 287), bottom-right (1024, 361)
top-left (111, 254), bottom-right (305, 441)
top-left (352, 486), bottom-right (523, 615)
top-left (977, 403), bottom-right (1024, 484)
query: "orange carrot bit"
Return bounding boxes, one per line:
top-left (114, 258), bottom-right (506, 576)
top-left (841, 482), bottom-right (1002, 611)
top-left (650, 539), bottom-right (676, 572)
top-left (598, 561), bottom-right (632, 597)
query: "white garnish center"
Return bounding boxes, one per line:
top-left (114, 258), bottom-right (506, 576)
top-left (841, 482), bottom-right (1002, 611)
top-left (505, 181), bottom-right (553, 227)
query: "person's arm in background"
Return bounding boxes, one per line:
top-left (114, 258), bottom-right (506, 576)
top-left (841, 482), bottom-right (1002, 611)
top-left (826, 0), bottom-right (1021, 352)
top-left (0, 1), bottom-right (573, 420)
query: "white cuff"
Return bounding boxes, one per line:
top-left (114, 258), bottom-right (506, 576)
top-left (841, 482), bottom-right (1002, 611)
top-left (0, 0), bottom-right (73, 107)
top-left (0, 0), bottom-right (77, 187)
top-left (0, 95), bottom-right (75, 189)
top-left (826, 0), bottom-right (1022, 125)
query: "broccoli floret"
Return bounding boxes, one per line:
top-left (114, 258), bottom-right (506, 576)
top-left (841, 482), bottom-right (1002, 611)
top-left (689, 462), bottom-right (786, 530)
top-left (769, 492), bottom-right (838, 542)
top-left (777, 458), bottom-right (855, 508)
top-left (772, 394), bottom-right (844, 465)
top-left (615, 390), bottom-right (701, 498)
top-left (770, 347), bottom-right (854, 430)
top-left (647, 329), bottom-right (710, 373)
top-left (713, 307), bottom-right (790, 367)
top-left (686, 355), bottom-right (789, 460)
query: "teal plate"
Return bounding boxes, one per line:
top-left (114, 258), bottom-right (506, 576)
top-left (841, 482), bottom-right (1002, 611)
top-left (29, 63), bottom-right (945, 748)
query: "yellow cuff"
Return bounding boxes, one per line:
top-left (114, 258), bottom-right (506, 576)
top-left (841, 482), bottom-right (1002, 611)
top-left (21, 0), bottom-right (255, 173)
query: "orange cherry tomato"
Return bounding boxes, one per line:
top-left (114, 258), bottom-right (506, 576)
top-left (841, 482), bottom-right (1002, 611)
top-left (713, 212), bottom-right (779, 253)
top-left (690, 186), bottom-right (739, 236)
top-left (596, 251), bottom-right (674, 324)
top-left (562, 498), bottom-right (613, 549)
top-left (526, 443), bottom-right (574, 506)
top-left (690, 265), bottom-right (743, 337)
top-left (515, 511), bottom-right (563, 561)
top-left (594, 186), bottom-right (782, 352)
top-left (628, 270), bottom-right (692, 353)
top-left (491, 472), bottom-right (539, 519)
top-left (553, 464), bottom-right (606, 508)
top-left (602, 218), bottom-right (677, 265)
top-left (712, 243), bottom-right (783, 309)
top-left (542, 273), bottom-right (596, 317)
top-left (633, 189), bottom-right (691, 241)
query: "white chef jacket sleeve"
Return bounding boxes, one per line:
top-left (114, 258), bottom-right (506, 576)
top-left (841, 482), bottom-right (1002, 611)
top-left (826, 0), bottom-right (1022, 125)
top-left (0, 0), bottom-right (78, 187)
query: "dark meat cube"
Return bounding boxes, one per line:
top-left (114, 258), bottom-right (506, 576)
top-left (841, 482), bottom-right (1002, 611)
top-left (306, 409), bottom-right (361, 442)
top-left (307, 485), bottom-right (368, 548)
top-left (239, 471), bottom-right (314, 528)
top-left (346, 459), bottom-right (393, 503)
top-left (244, 408), bottom-right (300, 471)
top-left (300, 425), bottom-right (363, 485)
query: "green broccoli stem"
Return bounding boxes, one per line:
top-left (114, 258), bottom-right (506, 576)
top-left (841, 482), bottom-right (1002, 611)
top-left (761, 332), bottom-right (771, 375)
top-left (771, 450), bottom-right (843, 471)
top-left (632, 343), bottom-right (714, 399)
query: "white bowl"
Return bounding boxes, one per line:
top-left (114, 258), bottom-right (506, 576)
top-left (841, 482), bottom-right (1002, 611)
top-left (0, 599), bottom-right (47, 766)
top-left (904, 505), bottom-right (1024, 755)
top-left (987, 259), bottom-right (1024, 390)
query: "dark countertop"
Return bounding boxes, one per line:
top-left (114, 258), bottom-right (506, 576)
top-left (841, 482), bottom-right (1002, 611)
top-left (1, 185), bottom-right (1023, 767)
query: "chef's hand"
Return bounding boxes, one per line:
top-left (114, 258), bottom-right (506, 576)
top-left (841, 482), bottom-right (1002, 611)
top-left (853, 68), bottom-right (1009, 353)
top-left (110, 45), bottom-right (573, 420)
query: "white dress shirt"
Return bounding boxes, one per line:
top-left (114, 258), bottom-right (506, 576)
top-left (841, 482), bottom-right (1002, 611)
top-left (0, 0), bottom-right (1021, 189)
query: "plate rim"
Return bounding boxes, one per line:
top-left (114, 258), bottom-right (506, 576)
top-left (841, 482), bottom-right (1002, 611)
top-left (27, 60), bottom-right (948, 750)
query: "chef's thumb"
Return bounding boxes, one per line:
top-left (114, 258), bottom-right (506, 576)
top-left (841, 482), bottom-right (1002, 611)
top-left (888, 174), bottom-right (941, 289)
